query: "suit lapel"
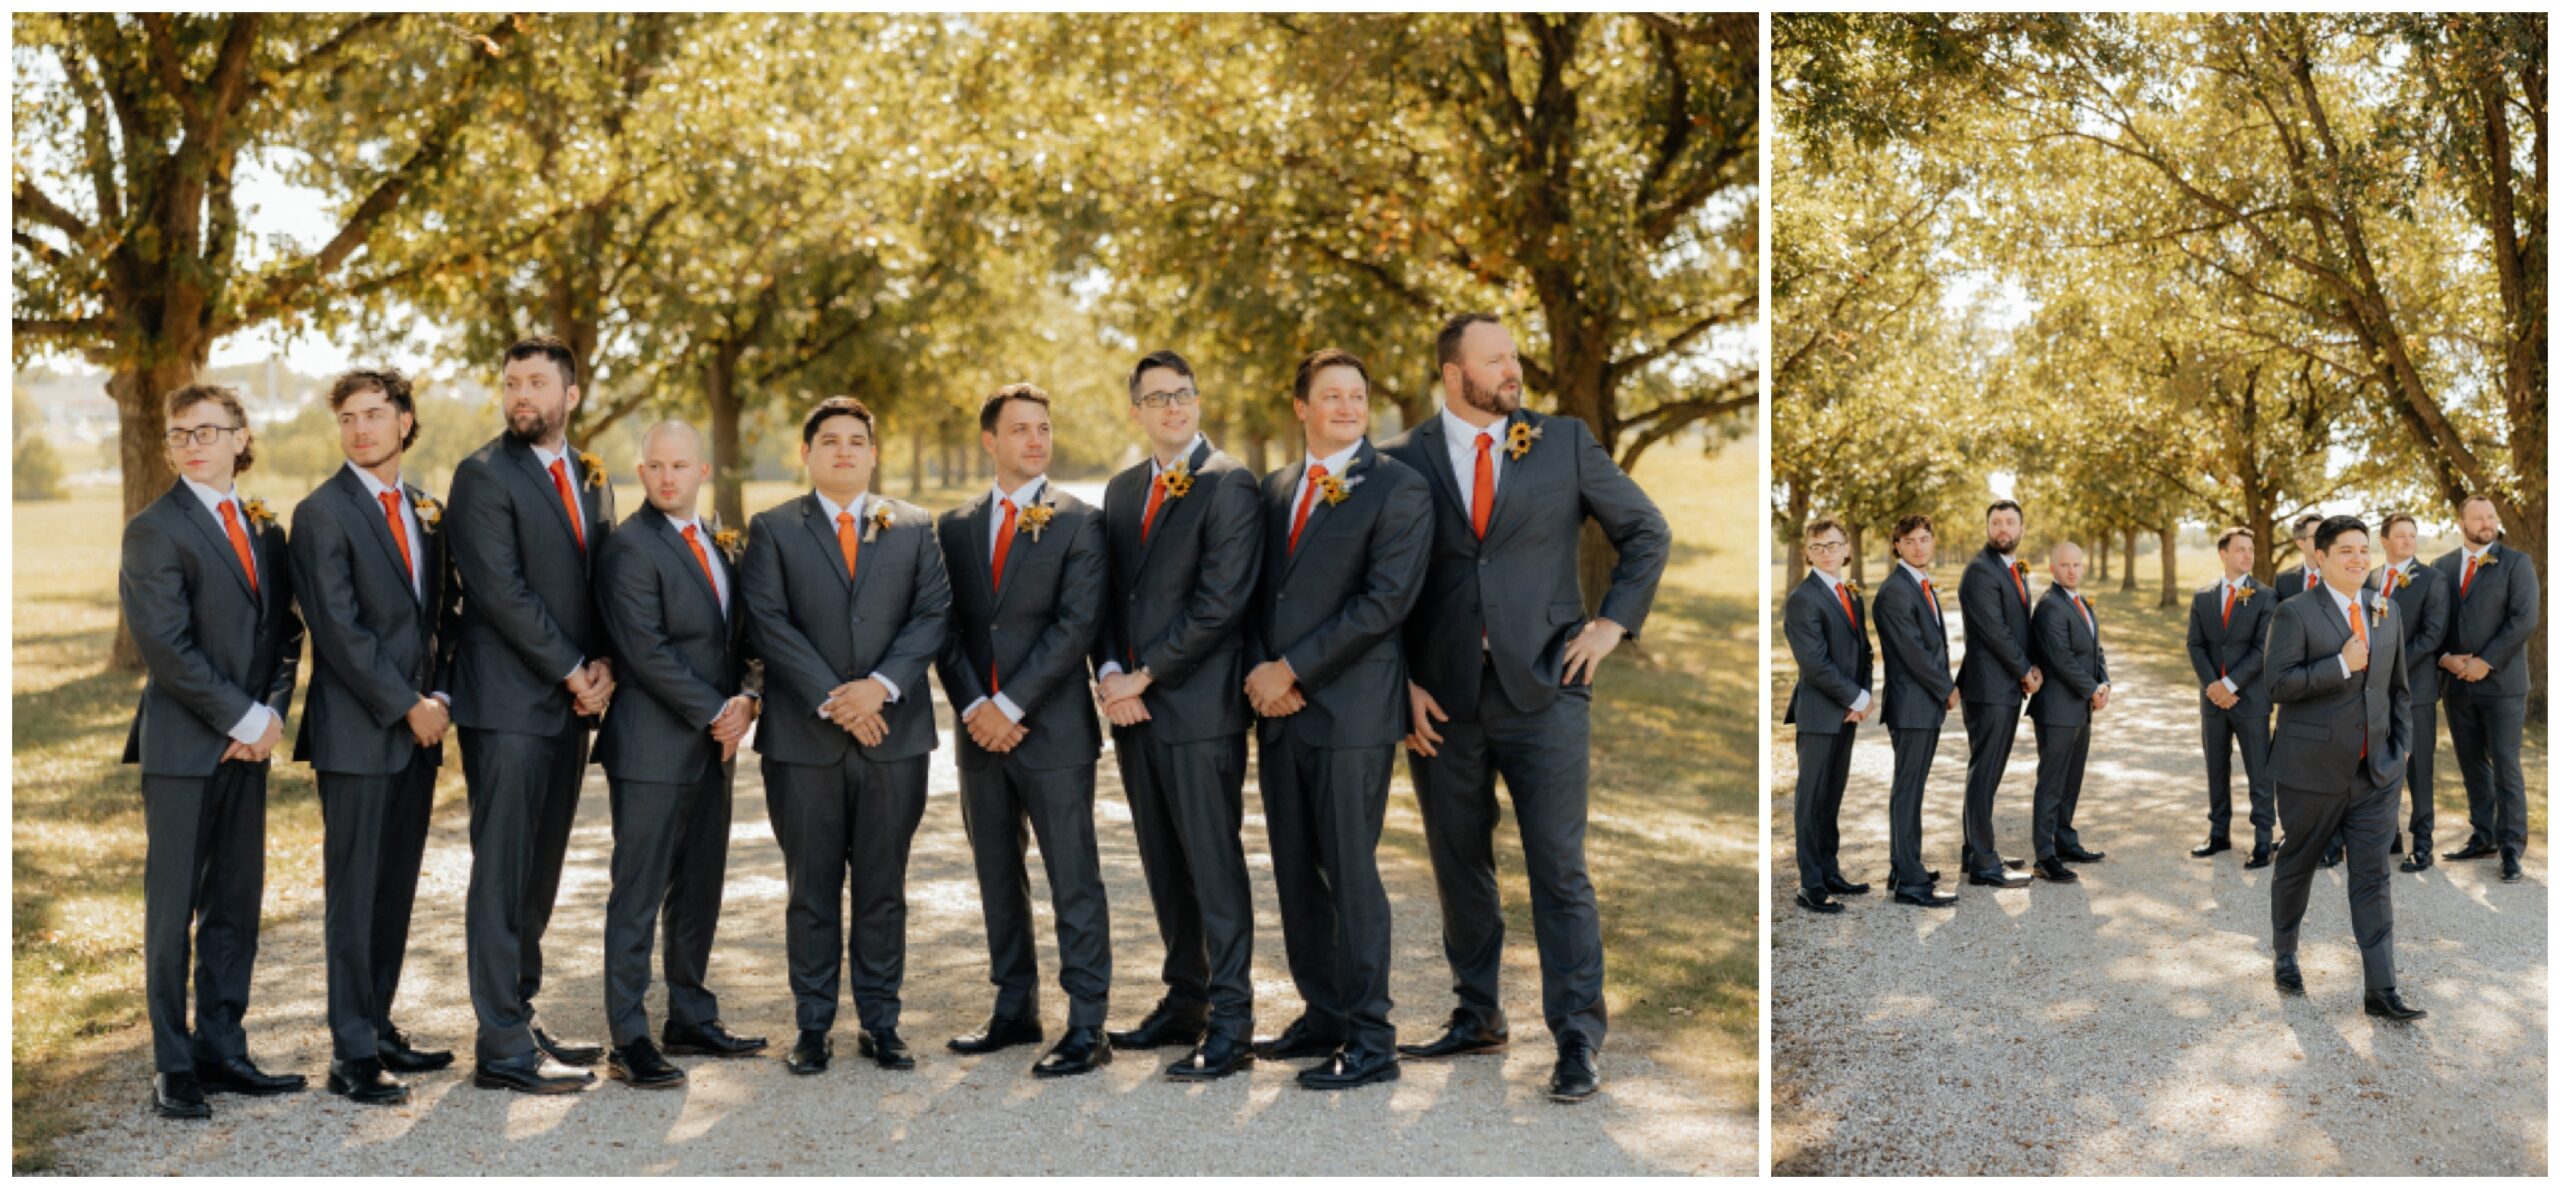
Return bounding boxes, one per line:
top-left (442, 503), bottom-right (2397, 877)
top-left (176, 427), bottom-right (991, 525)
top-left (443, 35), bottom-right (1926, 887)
top-left (408, 482), bottom-right (443, 612)
top-left (841, 497), bottom-right (881, 610)
top-left (504, 438), bottom-right (587, 554)
top-left (1133, 442), bottom-right (1210, 577)
top-left (964, 492), bottom-right (1002, 612)
top-left (172, 484), bottom-right (259, 605)
top-left (992, 481), bottom-right (1054, 614)
top-left (801, 494), bottom-right (857, 596)
top-left (1280, 442), bottom-right (1370, 584)
top-left (337, 467), bottom-right (420, 604)
top-left (1409, 417), bottom-right (1472, 550)
top-left (1481, 412), bottom-right (1535, 550)
top-left (648, 509), bottom-right (726, 621)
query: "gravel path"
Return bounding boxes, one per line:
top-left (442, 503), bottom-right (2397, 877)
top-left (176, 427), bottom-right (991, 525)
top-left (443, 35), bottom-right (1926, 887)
top-left (1771, 622), bottom-right (2548, 1175)
top-left (46, 706), bottom-right (1748, 1175)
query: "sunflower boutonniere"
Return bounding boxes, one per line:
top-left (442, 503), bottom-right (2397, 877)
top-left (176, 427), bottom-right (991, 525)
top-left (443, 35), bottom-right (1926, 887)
top-left (863, 500), bottom-right (895, 544)
top-left (2232, 582), bottom-right (2258, 605)
top-left (1505, 419), bottom-right (1543, 461)
top-left (2479, 550), bottom-right (2501, 568)
top-left (1019, 500), bottom-right (1057, 542)
top-left (711, 523), bottom-right (745, 564)
top-left (239, 497), bottom-right (277, 533)
top-left (2372, 594), bottom-right (2393, 622)
top-left (1840, 579), bottom-right (1862, 598)
top-left (1160, 458), bottom-right (1194, 500)
top-left (412, 491), bottom-right (444, 534)
top-left (577, 451), bottom-right (606, 490)
top-left (1315, 458), bottom-right (1365, 507)
top-left (2015, 559), bottom-right (2031, 578)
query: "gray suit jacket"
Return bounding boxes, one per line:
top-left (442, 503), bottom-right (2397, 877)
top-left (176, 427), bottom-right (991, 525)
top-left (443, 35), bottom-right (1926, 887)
top-left (935, 483), bottom-right (1106, 772)
top-left (1380, 409), bottom-right (1670, 719)
top-left (444, 434), bottom-right (616, 736)
top-left (1247, 441), bottom-right (1433, 750)
top-left (2184, 577), bottom-right (2274, 718)
top-left (742, 493), bottom-right (949, 766)
top-left (1783, 574), bottom-right (1871, 734)
top-left (593, 507), bottom-right (757, 784)
top-left (1093, 439), bottom-right (1261, 745)
top-left (2369, 563), bottom-right (2451, 703)
top-left (2267, 588), bottom-right (2411, 793)
top-left (1956, 545), bottom-right (2035, 706)
top-left (2273, 563), bottom-right (2322, 603)
top-left (1872, 565), bottom-right (1954, 730)
top-left (289, 466), bottom-right (459, 776)
top-left (120, 483), bottom-right (304, 777)
top-left (2434, 541), bottom-right (2539, 699)
top-left (2026, 588), bottom-right (2108, 727)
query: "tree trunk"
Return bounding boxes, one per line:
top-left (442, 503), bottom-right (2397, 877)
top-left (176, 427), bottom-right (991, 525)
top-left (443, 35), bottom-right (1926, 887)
top-left (108, 352), bottom-right (212, 671)
top-left (1785, 481), bottom-right (1810, 586)
top-left (2096, 537), bottom-right (2111, 582)
top-left (908, 426), bottom-right (925, 498)
top-left (2157, 525), bottom-right (2180, 609)
top-left (1847, 523), bottom-right (1867, 586)
top-left (2121, 528), bottom-right (2139, 594)
top-left (1241, 422), bottom-right (1270, 475)
top-left (704, 349), bottom-right (746, 528)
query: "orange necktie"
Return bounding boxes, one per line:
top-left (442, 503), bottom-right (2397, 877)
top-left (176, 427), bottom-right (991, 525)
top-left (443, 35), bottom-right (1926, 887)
top-left (2462, 554), bottom-right (2480, 597)
top-left (2072, 591), bottom-right (2093, 631)
top-left (1470, 433), bottom-right (1495, 540)
top-left (219, 500), bottom-right (259, 595)
top-left (2349, 601), bottom-right (2369, 758)
top-left (836, 510), bottom-right (861, 585)
top-left (549, 458), bottom-right (586, 552)
top-left (681, 524), bottom-right (722, 611)
top-left (991, 498), bottom-right (1018, 590)
top-left (378, 491), bottom-right (414, 583)
top-left (2221, 584), bottom-right (2235, 628)
top-left (1838, 584), bottom-right (1858, 629)
top-left (1141, 474), bottom-right (1168, 543)
top-left (1289, 464), bottom-right (1327, 555)
top-left (2011, 562), bottom-right (2028, 607)
top-left (2306, 568), bottom-right (2320, 591)
top-left (1920, 577), bottom-right (1942, 624)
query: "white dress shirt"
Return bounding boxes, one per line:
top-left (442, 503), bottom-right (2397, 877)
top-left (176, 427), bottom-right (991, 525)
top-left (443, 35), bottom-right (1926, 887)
top-left (1897, 560), bottom-right (1943, 623)
top-left (1439, 406), bottom-right (1506, 526)
top-left (526, 440), bottom-right (590, 681)
top-left (1287, 440), bottom-right (1366, 529)
top-left (181, 476), bottom-right (278, 746)
top-left (1811, 567), bottom-right (1871, 714)
top-left (968, 477), bottom-right (1049, 725)
top-left (810, 489), bottom-right (904, 716)
top-left (2327, 581), bottom-right (2367, 679)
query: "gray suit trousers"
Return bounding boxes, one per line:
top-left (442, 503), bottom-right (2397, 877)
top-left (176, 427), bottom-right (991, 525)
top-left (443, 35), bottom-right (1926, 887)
top-left (1263, 737), bottom-right (1398, 1059)
top-left (2270, 777), bottom-right (2400, 990)
top-left (319, 758), bottom-right (436, 1060)
top-left (461, 726), bottom-right (590, 1060)
top-left (1886, 725), bottom-right (1940, 889)
top-left (2200, 704), bottom-right (2273, 848)
top-left (2445, 691), bottom-right (2527, 853)
top-left (2030, 721), bottom-right (2090, 862)
top-left (142, 765), bottom-right (268, 1073)
top-left (766, 752), bottom-right (930, 1034)
top-left (1794, 725), bottom-right (1857, 893)
top-left (603, 766), bottom-right (733, 1046)
top-left (1960, 700), bottom-right (2020, 871)
top-left (959, 755), bottom-right (1112, 1029)
top-left (1114, 726), bottom-right (1255, 1038)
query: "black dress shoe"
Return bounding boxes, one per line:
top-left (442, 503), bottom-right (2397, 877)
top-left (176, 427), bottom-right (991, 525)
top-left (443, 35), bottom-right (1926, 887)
top-left (606, 1039), bottom-right (686, 1088)
top-left (1031, 1025), bottom-right (1112, 1078)
top-left (2274, 954), bottom-right (2304, 995)
top-left (1884, 868), bottom-right (1941, 892)
top-left (947, 1013), bottom-right (1044, 1055)
top-left (533, 1027), bottom-right (603, 1068)
top-left (2400, 850), bottom-right (2433, 873)
top-left (378, 1026), bottom-right (455, 1073)
top-left (1257, 1016), bottom-right (1349, 1060)
top-left (2446, 838), bottom-right (2497, 861)
top-left (1824, 875), bottom-right (1872, 896)
top-left (2244, 848), bottom-right (2274, 869)
top-left (2057, 844), bottom-right (2105, 863)
top-left (2389, 832), bottom-right (2404, 855)
top-left (2364, 987), bottom-right (2426, 1021)
top-left (472, 1052), bottom-right (596, 1094)
top-left (2501, 851), bottom-right (2524, 883)
top-left (664, 1019), bottom-right (767, 1058)
top-left (1106, 1002), bottom-right (1209, 1050)
top-left (1396, 1011), bottom-right (1508, 1058)
top-left (2191, 838), bottom-right (2232, 858)
top-left (1165, 1032), bottom-right (1257, 1081)
top-left (785, 1031), bottom-right (832, 1075)
top-left (1967, 868), bottom-right (2030, 889)
top-left (153, 1072), bottom-right (210, 1120)
top-left (1797, 888), bottom-right (1845, 914)
top-left (1296, 1048), bottom-right (1399, 1090)
top-left (196, 1054), bottom-right (307, 1096)
top-left (328, 1057), bottom-right (410, 1105)
top-left (1546, 1038), bottom-right (1600, 1103)
top-left (2032, 858), bottom-right (2078, 883)
top-left (858, 1028), bottom-right (914, 1071)
top-left (1894, 886), bottom-right (1958, 908)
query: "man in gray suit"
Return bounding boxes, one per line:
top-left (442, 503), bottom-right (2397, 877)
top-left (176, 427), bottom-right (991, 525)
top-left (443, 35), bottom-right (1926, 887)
top-left (2436, 496), bottom-right (2540, 882)
top-left (2369, 513), bottom-right (2450, 872)
top-left (445, 335), bottom-right (619, 1093)
top-left (1955, 500), bottom-right (2040, 888)
top-left (1783, 518), bottom-right (1874, 915)
top-left (742, 397), bottom-right (950, 1076)
top-left (935, 384), bottom-right (1115, 1078)
top-left (591, 422), bottom-right (769, 1089)
top-left (122, 383), bottom-right (307, 1119)
top-left (1249, 349), bottom-right (1433, 1091)
top-left (289, 368), bottom-right (459, 1106)
top-left (2026, 543), bottom-right (2109, 882)
top-left (1091, 351), bottom-right (1265, 1080)
top-left (2273, 513), bottom-right (2327, 602)
top-left (1872, 515), bottom-right (1959, 908)
top-left (1384, 314), bottom-right (1668, 1103)
top-left (2185, 527), bottom-right (2278, 866)
top-left (2265, 516), bottom-right (2422, 1021)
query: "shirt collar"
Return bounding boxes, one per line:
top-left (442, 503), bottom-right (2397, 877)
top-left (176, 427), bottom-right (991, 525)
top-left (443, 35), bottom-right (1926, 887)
top-left (814, 489), bottom-right (867, 525)
top-left (180, 476), bottom-right (240, 517)
top-left (1440, 405), bottom-right (1502, 448)
top-left (1812, 568), bottom-right (1846, 592)
top-left (1151, 434), bottom-right (1207, 477)
top-left (662, 507), bottom-right (705, 539)
top-left (1303, 440), bottom-right (1362, 479)
top-left (344, 460), bottom-right (404, 501)
top-left (2464, 541), bottom-right (2495, 564)
top-left (528, 438), bottom-right (572, 469)
top-left (991, 475), bottom-right (1046, 509)
top-left (2326, 581), bottom-right (2363, 620)
top-left (1898, 560), bottom-right (1934, 586)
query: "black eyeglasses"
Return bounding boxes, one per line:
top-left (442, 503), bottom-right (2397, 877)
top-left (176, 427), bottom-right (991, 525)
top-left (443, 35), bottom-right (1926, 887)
top-left (1134, 388), bottom-right (1199, 410)
top-left (164, 425), bottom-right (241, 447)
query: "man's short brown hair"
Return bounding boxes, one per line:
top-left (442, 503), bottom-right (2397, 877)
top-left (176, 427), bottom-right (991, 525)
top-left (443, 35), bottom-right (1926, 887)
top-left (1292, 348), bottom-right (1371, 402)
top-left (978, 383), bottom-right (1052, 432)
top-left (2215, 526), bottom-right (2254, 551)
top-left (328, 367), bottom-right (420, 451)
top-left (802, 395), bottom-right (876, 446)
top-left (164, 383), bottom-right (256, 476)
top-left (2458, 493), bottom-right (2498, 516)
top-left (1803, 517), bottom-right (1848, 544)
top-left (504, 334), bottom-right (578, 388)
top-left (2378, 512), bottom-right (2418, 537)
top-left (1891, 514), bottom-right (1934, 543)
top-left (1435, 312), bottom-right (1503, 371)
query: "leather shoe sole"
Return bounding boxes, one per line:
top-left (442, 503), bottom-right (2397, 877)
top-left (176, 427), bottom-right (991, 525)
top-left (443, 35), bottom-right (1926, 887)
top-left (1296, 1059), bottom-right (1400, 1090)
top-left (151, 1090), bottom-right (211, 1121)
top-left (1965, 871), bottom-right (2030, 888)
top-left (472, 1066), bottom-right (594, 1095)
top-left (2191, 840), bottom-right (2232, 857)
top-left (327, 1072), bottom-right (410, 1105)
top-left (198, 1070), bottom-right (307, 1097)
top-left (1165, 1048), bottom-right (1256, 1081)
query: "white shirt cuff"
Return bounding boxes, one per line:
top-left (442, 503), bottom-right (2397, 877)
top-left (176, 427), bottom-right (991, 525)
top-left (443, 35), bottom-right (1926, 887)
top-left (1097, 662), bottom-right (1125, 680)
top-left (2338, 655), bottom-right (2354, 679)
top-left (2218, 677), bottom-right (2237, 695)
top-left (565, 658), bottom-right (586, 682)
top-left (869, 672), bottom-right (901, 703)
top-left (993, 692), bottom-right (1025, 723)
top-left (226, 703), bottom-right (275, 746)
top-left (432, 691), bottom-right (452, 708)
top-left (1848, 690), bottom-right (1871, 714)
top-left (963, 696), bottom-right (988, 720)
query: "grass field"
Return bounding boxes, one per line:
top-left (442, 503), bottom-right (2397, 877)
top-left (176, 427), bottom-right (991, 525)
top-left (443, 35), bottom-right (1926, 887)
top-left (13, 433), bottom-right (1759, 1168)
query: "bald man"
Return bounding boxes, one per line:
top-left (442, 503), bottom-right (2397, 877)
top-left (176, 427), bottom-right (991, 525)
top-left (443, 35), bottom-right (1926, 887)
top-left (591, 423), bottom-right (767, 1089)
top-left (2025, 542), bottom-right (2109, 880)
